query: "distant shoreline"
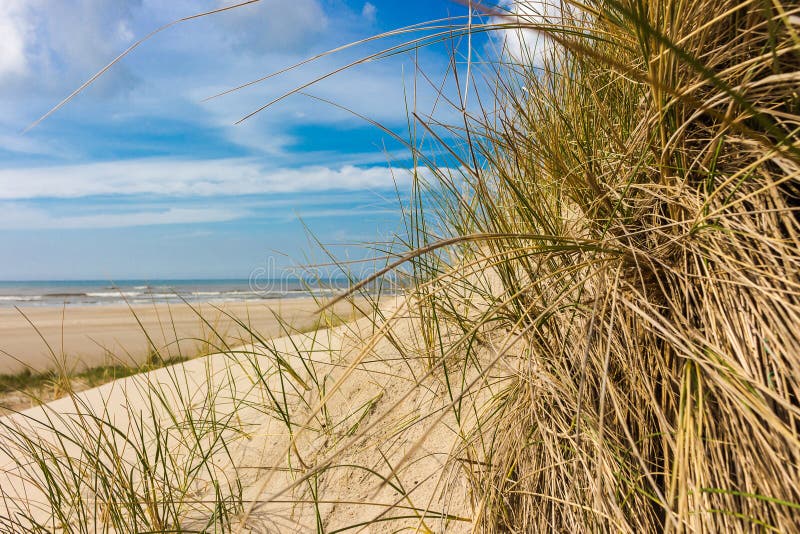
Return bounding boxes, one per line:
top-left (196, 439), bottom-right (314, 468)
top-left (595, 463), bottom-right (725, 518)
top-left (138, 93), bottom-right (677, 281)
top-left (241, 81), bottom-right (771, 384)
top-left (0, 297), bottom-right (362, 375)
top-left (0, 278), bottom-right (352, 308)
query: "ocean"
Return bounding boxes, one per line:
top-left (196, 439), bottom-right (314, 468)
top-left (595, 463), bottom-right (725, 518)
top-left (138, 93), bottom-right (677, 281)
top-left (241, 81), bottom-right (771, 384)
top-left (0, 279), bottom-right (345, 308)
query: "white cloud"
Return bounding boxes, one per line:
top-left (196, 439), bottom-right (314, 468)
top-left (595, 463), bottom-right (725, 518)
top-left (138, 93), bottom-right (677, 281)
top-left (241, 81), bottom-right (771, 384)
top-left (362, 2), bottom-right (377, 23)
top-left (216, 0), bottom-right (329, 53)
top-left (0, 159), bottom-right (417, 199)
top-left (116, 20), bottom-right (135, 43)
top-left (292, 208), bottom-right (396, 220)
top-left (0, 204), bottom-right (242, 229)
top-left (0, 2), bottom-right (31, 78)
top-left (0, 132), bottom-right (64, 157)
top-left (0, 189), bottom-right (405, 229)
top-left (0, 0), bottom-right (143, 92)
top-left (495, 1), bottom-right (564, 65)
top-left (0, 0), bottom-right (452, 163)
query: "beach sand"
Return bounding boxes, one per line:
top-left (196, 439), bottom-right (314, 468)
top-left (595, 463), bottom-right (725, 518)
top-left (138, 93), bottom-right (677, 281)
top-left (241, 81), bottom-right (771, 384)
top-left (0, 298), bottom-right (362, 375)
top-left (0, 298), bottom-right (474, 531)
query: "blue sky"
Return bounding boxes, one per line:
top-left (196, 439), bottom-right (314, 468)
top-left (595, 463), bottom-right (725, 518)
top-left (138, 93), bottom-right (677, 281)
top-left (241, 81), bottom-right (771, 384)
top-left (0, 0), bottom-right (533, 280)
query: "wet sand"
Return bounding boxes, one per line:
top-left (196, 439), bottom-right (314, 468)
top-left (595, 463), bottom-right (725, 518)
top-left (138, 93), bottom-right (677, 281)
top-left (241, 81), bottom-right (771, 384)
top-left (0, 298), bottom-right (361, 374)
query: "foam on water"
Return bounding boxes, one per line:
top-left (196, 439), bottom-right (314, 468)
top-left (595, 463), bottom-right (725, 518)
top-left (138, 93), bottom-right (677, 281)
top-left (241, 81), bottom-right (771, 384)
top-left (0, 279), bottom-right (351, 307)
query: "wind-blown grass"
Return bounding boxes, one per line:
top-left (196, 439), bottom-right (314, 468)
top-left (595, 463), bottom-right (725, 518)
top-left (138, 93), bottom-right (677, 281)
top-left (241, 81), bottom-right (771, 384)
top-left (381, 0), bottom-right (800, 531)
top-left (3, 0), bottom-right (799, 531)
top-left (0, 298), bottom-right (368, 532)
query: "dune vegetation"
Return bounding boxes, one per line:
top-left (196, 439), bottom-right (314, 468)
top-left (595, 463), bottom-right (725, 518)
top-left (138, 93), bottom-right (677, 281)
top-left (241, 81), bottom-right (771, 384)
top-left (394, 0), bottom-right (800, 530)
top-left (2, 0), bottom-right (799, 532)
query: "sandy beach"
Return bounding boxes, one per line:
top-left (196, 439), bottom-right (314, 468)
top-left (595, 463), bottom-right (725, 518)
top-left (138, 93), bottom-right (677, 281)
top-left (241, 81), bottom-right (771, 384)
top-left (0, 298), bottom-right (362, 375)
top-left (0, 298), bottom-right (473, 531)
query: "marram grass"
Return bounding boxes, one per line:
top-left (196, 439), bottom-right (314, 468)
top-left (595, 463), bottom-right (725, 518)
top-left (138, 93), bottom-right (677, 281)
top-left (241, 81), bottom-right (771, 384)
top-left (393, 0), bottom-right (800, 531)
top-left (2, 0), bottom-right (799, 532)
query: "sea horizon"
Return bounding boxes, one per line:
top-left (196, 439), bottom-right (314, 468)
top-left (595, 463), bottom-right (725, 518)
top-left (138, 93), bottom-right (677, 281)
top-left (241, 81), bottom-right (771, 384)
top-left (0, 278), bottom-right (350, 308)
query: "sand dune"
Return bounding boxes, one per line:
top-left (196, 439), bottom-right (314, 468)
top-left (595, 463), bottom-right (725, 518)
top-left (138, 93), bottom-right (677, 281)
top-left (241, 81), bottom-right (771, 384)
top-left (0, 299), bottom-right (474, 531)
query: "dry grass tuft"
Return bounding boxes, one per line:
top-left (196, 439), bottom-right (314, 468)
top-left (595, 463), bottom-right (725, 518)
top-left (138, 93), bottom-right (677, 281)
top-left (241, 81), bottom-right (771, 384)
top-left (3, 0), bottom-right (799, 531)
top-left (394, 0), bottom-right (800, 531)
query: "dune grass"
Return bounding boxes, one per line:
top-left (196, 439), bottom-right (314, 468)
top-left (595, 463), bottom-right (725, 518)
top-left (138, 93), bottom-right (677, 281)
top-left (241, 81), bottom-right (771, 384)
top-left (0, 296), bottom-right (371, 532)
top-left (308, 0), bottom-right (800, 530)
top-left (2, 0), bottom-right (799, 531)
top-left (0, 355), bottom-right (187, 413)
top-left (0, 300), bottom-right (363, 416)
top-left (377, 0), bottom-right (800, 531)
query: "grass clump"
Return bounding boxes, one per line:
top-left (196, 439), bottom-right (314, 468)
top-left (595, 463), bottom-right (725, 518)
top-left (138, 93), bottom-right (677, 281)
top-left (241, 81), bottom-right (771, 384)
top-left (2, 0), bottom-right (799, 531)
top-left (0, 296), bottom-right (373, 532)
top-left (381, 0), bottom-right (800, 531)
top-left (0, 356), bottom-right (188, 414)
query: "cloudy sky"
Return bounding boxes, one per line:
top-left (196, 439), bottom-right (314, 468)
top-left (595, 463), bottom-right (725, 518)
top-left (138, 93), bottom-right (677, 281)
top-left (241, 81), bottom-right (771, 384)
top-left (0, 0), bottom-right (530, 280)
